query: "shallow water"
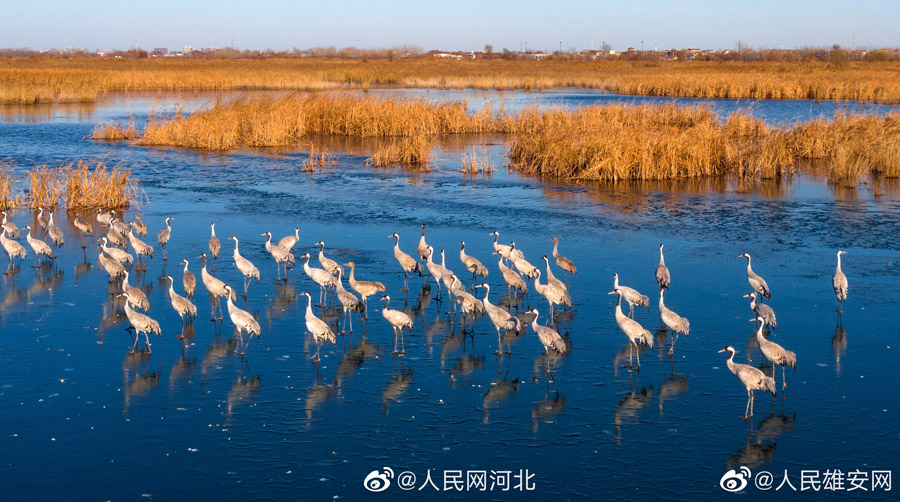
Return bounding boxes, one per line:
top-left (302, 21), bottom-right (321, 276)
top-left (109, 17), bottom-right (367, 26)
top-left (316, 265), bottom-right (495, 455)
top-left (1, 90), bottom-right (899, 501)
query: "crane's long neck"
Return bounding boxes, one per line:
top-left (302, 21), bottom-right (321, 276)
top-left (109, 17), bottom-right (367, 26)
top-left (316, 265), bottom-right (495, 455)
top-left (264, 234), bottom-right (272, 249)
top-left (233, 239), bottom-right (240, 253)
top-left (440, 251), bottom-right (446, 270)
top-left (305, 295), bottom-right (314, 315)
top-left (532, 315), bottom-right (540, 331)
top-left (749, 296), bottom-right (757, 310)
top-left (481, 285), bottom-right (491, 305)
top-left (836, 252), bottom-right (843, 272)
top-left (393, 235), bottom-right (400, 248)
top-left (754, 322), bottom-right (765, 342)
top-left (211, 224), bottom-right (216, 237)
top-left (613, 275), bottom-right (620, 289)
top-left (659, 246), bottom-right (665, 265)
top-left (168, 281), bottom-right (176, 298)
top-left (745, 256), bottom-right (753, 273)
top-left (348, 264), bottom-right (356, 283)
top-left (319, 244), bottom-right (326, 259)
top-left (659, 289), bottom-right (665, 310)
top-left (183, 261), bottom-right (189, 273)
top-left (725, 351), bottom-right (737, 375)
top-left (552, 240), bottom-right (559, 257)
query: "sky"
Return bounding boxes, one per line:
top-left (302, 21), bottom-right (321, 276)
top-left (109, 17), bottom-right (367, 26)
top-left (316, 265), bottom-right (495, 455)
top-left (1, 0), bottom-right (897, 53)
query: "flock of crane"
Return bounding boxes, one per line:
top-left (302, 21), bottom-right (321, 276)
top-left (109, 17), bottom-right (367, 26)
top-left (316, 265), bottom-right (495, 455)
top-left (1, 208), bottom-right (851, 420)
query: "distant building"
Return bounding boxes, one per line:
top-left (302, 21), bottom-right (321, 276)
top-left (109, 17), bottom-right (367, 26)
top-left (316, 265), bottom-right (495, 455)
top-left (150, 47), bottom-right (168, 57)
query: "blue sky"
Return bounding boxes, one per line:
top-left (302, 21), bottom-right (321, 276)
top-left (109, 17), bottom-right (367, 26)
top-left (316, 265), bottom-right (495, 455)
top-left (2, 0), bottom-right (897, 52)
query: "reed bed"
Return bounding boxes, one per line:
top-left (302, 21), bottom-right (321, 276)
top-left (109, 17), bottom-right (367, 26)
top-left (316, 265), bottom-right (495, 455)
top-left (7, 58), bottom-right (900, 104)
top-left (0, 164), bottom-right (24, 210)
top-left (7, 161), bottom-right (136, 210)
top-left (301, 145), bottom-right (336, 172)
top-left (139, 94), bottom-right (498, 150)
top-left (459, 147), bottom-right (496, 175)
top-left (92, 121), bottom-right (140, 141)
top-left (366, 136), bottom-right (435, 169)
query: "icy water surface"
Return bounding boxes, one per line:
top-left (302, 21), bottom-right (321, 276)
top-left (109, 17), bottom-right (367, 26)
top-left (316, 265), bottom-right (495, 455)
top-left (1, 91), bottom-right (899, 501)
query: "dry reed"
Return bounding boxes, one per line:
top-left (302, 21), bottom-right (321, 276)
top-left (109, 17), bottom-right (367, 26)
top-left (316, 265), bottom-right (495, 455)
top-left (0, 164), bottom-right (24, 210)
top-left (366, 136), bottom-right (435, 168)
top-left (7, 58), bottom-right (900, 104)
top-left (11, 161), bottom-right (136, 210)
top-left (92, 121), bottom-right (140, 141)
top-left (301, 145), bottom-right (336, 172)
top-left (459, 147), bottom-right (496, 175)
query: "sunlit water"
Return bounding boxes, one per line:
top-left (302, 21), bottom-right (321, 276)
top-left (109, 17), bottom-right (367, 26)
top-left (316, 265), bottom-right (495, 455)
top-left (1, 90), bottom-right (899, 501)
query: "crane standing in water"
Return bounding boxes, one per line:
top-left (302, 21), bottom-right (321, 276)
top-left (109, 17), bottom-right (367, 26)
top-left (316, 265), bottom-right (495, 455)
top-left (738, 253), bottom-right (770, 300)
top-left (833, 250), bottom-right (848, 314)
top-left (719, 345), bottom-right (777, 420)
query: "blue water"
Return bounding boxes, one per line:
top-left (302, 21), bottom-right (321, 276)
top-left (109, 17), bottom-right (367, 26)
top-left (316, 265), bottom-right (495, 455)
top-left (0, 91), bottom-right (898, 501)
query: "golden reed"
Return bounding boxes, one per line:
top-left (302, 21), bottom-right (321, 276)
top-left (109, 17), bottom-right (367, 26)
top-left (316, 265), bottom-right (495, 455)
top-left (6, 58), bottom-right (900, 104)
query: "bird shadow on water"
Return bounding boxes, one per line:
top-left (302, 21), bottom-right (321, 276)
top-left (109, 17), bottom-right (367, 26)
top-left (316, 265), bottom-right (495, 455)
top-left (726, 411), bottom-right (797, 470)
top-left (122, 351), bottom-right (160, 417)
top-left (482, 356), bottom-right (520, 425)
top-left (614, 371), bottom-right (653, 445)
top-left (382, 356), bottom-right (413, 415)
top-left (833, 317), bottom-right (847, 376)
top-left (531, 380), bottom-right (566, 434)
top-left (225, 360), bottom-right (261, 426)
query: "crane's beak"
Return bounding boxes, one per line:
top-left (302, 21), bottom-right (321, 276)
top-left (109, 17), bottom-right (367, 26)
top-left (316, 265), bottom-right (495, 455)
top-left (607, 291), bottom-right (617, 295)
top-left (717, 348), bottom-right (727, 353)
top-left (742, 293), bottom-right (752, 298)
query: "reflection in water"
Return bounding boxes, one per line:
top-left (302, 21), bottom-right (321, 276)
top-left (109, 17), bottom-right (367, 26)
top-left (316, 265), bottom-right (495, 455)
top-left (614, 375), bottom-right (654, 444)
top-left (226, 367), bottom-right (261, 423)
top-left (613, 343), bottom-right (649, 378)
top-left (725, 413), bottom-right (796, 470)
top-left (531, 386), bottom-right (566, 433)
top-left (482, 360), bottom-right (520, 424)
top-left (28, 266), bottom-right (64, 300)
top-left (832, 320), bottom-right (847, 375)
top-left (1, 271), bottom-right (27, 319)
top-left (97, 296), bottom-right (127, 345)
top-left (202, 337), bottom-right (238, 375)
top-left (424, 311), bottom-right (454, 356)
top-left (264, 281), bottom-right (300, 329)
top-left (169, 340), bottom-right (197, 394)
top-left (382, 359), bottom-right (413, 415)
top-left (335, 341), bottom-right (381, 386)
top-left (304, 371), bottom-right (338, 427)
top-left (658, 369), bottom-right (690, 416)
top-left (122, 352), bottom-right (160, 416)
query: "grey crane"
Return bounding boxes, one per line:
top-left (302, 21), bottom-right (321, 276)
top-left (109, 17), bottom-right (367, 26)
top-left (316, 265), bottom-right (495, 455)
top-left (278, 227), bottom-right (300, 252)
top-left (744, 292), bottom-right (776, 330)
top-left (121, 292), bottom-right (161, 354)
top-left (656, 243), bottom-right (670, 289)
top-left (459, 240), bottom-right (488, 287)
top-left (613, 273), bottom-right (649, 317)
top-left (315, 241), bottom-right (343, 277)
top-left (540, 255), bottom-right (569, 299)
top-left (751, 316), bottom-right (796, 390)
top-left (416, 224), bottom-right (430, 267)
top-left (208, 222), bottom-right (220, 268)
top-left (132, 211), bottom-right (147, 236)
top-left (335, 268), bottom-right (363, 333)
top-left (230, 236), bottom-right (260, 297)
top-left (165, 275), bottom-right (197, 333)
top-left (105, 224), bottom-right (127, 247)
top-left (439, 249), bottom-right (458, 297)
top-left (262, 231), bottom-right (294, 281)
top-left (833, 250), bottom-right (848, 314)
top-left (344, 261), bottom-right (386, 317)
top-left (1, 211), bottom-right (21, 238)
top-left (424, 246), bottom-right (446, 300)
top-left (509, 242), bottom-right (539, 279)
top-left (96, 209), bottom-right (114, 226)
top-left (200, 252), bottom-right (235, 321)
top-left (301, 291), bottom-right (335, 363)
top-left (476, 282), bottom-right (523, 356)
top-left (157, 216), bottom-right (173, 261)
top-left (47, 213), bottom-right (64, 247)
top-left (37, 207), bottom-right (51, 231)
top-left (24, 226), bottom-right (53, 265)
top-left (389, 232), bottom-right (421, 291)
top-left (121, 270), bottom-right (149, 311)
top-left (109, 215), bottom-right (129, 237)
top-left (301, 252), bottom-right (336, 307)
top-left (738, 253), bottom-right (770, 300)
top-left (97, 245), bottom-right (126, 280)
top-left (549, 237), bottom-right (577, 285)
top-left (534, 270), bottom-right (570, 317)
top-left (489, 230), bottom-right (513, 261)
top-left (100, 236), bottom-right (133, 264)
top-left (1, 227), bottom-right (27, 265)
top-left (224, 285), bottom-right (261, 356)
top-left (659, 287), bottom-right (690, 355)
top-left (719, 345), bottom-right (776, 420)
top-left (127, 223), bottom-right (153, 270)
top-left (497, 254), bottom-right (528, 303)
top-left (180, 258), bottom-right (196, 298)
top-left (609, 288), bottom-right (654, 369)
top-left (449, 274), bottom-right (484, 333)
top-left (72, 214), bottom-right (91, 237)
top-left (527, 308), bottom-right (568, 372)
top-left (382, 295), bottom-right (414, 354)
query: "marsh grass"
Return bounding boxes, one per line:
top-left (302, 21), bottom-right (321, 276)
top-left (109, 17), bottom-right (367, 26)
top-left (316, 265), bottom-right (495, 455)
top-left (301, 145), bottom-right (336, 172)
top-left (16, 161), bottom-right (136, 210)
top-left (0, 164), bottom-right (24, 210)
top-left (8, 58), bottom-right (900, 104)
top-left (366, 136), bottom-right (435, 169)
top-left (92, 121), bottom-right (140, 141)
top-left (459, 147), bottom-right (496, 175)
top-left (63, 161), bottom-right (136, 210)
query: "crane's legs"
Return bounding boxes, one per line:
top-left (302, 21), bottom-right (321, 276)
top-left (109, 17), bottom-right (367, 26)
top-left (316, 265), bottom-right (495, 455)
top-left (313, 339), bottom-right (322, 363)
top-left (668, 331), bottom-right (679, 356)
top-left (495, 328), bottom-right (503, 357)
top-left (782, 365), bottom-right (787, 390)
